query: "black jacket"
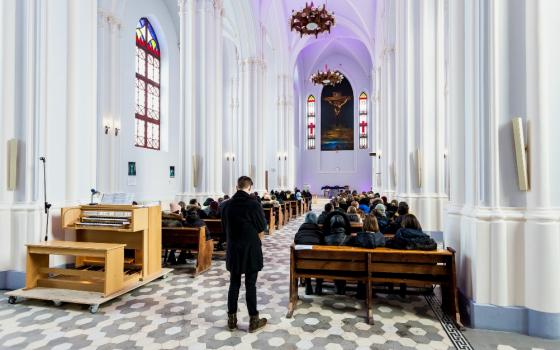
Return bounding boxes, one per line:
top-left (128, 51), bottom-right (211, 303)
top-left (322, 211), bottom-right (351, 237)
top-left (344, 231), bottom-right (386, 249)
top-left (294, 223), bottom-right (323, 245)
top-left (221, 190), bottom-right (267, 274)
top-left (184, 218), bottom-right (211, 240)
top-left (385, 228), bottom-right (437, 250)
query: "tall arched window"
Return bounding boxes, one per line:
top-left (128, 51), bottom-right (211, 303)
top-left (135, 18), bottom-right (161, 150)
top-left (359, 92), bottom-right (368, 149)
top-left (306, 95), bottom-right (316, 149)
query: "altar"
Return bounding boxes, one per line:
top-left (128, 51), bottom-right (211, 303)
top-left (321, 185), bottom-right (349, 198)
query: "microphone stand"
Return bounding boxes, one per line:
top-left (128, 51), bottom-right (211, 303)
top-left (39, 157), bottom-right (51, 242)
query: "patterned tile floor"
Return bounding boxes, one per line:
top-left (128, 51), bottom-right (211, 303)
top-left (0, 204), bottom-right (558, 350)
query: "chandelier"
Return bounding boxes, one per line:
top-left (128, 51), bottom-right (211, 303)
top-left (310, 65), bottom-right (344, 86)
top-left (290, 2), bottom-right (335, 38)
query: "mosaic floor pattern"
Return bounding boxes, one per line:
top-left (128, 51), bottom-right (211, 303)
top-left (0, 204), bottom-right (549, 349)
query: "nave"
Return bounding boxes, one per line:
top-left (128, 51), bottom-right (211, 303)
top-left (3, 199), bottom-right (552, 350)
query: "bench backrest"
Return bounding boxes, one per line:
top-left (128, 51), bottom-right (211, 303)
top-left (291, 245), bottom-right (454, 283)
top-left (203, 219), bottom-right (223, 241)
top-left (162, 227), bottom-right (206, 250)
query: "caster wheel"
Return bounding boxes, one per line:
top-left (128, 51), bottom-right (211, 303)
top-left (53, 300), bottom-right (62, 307)
top-left (89, 304), bottom-right (99, 314)
top-left (161, 273), bottom-right (169, 280)
top-left (8, 296), bottom-right (17, 304)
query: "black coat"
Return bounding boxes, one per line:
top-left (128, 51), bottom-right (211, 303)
top-left (322, 211), bottom-right (351, 237)
top-left (294, 223), bottom-right (323, 245)
top-left (221, 190), bottom-right (267, 274)
top-left (385, 228), bottom-right (437, 250)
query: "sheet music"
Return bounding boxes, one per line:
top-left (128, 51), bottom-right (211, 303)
top-left (100, 193), bottom-right (135, 205)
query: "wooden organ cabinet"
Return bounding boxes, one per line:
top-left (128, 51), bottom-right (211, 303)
top-left (61, 205), bottom-right (162, 283)
top-left (6, 204), bottom-right (169, 313)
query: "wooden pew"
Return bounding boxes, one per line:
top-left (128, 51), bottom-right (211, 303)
top-left (287, 245), bottom-right (459, 325)
top-left (263, 207), bottom-right (276, 235)
top-left (288, 201), bottom-right (299, 217)
top-left (162, 227), bottom-right (213, 276)
top-left (275, 206), bottom-right (284, 229)
top-left (281, 203), bottom-right (290, 223)
top-left (203, 219), bottom-right (225, 250)
top-left (318, 223), bottom-right (364, 234)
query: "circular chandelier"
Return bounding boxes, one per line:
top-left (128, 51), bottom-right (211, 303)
top-left (310, 65), bottom-right (344, 86)
top-left (290, 2), bottom-right (335, 38)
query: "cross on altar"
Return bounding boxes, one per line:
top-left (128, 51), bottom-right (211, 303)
top-left (308, 122), bottom-right (316, 136)
top-left (359, 120), bottom-right (368, 135)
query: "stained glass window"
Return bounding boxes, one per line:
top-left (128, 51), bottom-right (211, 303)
top-left (135, 17), bottom-right (160, 150)
top-left (359, 92), bottom-right (368, 149)
top-left (307, 95), bottom-right (316, 150)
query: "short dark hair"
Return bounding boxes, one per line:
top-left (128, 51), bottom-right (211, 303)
top-left (189, 198), bottom-right (198, 205)
top-left (397, 202), bottom-right (409, 215)
top-left (237, 176), bottom-right (253, 190)
top-left (401, 214), bottom-right (422, 231)
top-left (325, 203), bottom-right (333, 212)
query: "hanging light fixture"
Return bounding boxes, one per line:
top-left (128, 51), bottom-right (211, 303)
top-left (310, 64), bottom-right (344, 86)
top-left (290, 2), bottom-right (335, 38)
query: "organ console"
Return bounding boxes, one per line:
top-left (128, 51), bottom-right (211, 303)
top-left (61, 204), bottom-right (162, 280)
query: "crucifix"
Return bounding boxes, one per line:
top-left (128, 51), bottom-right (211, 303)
top-left (359, 120), bottom-right (368, 135)
top-left (308, 122), bottom-right (316, 136)
top-left (324, 92), bottom-right (351, 117)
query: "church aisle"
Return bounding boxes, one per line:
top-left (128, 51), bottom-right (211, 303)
top-left (0, 206), bottom-right (483, 349)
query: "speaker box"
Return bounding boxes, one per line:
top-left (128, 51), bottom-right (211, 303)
top-left (512, 117), bottom-right (529, 191)
top-left (7, 139), bottom-right (17, 191)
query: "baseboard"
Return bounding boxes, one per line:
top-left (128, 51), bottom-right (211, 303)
top-left (459, 291), bottom-right (560, 339)
top-left (0, 270), bottom-right (25, 290)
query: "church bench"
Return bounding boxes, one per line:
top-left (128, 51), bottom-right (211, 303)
top-left (281, 203), bottom-right (290, 223)
top-left (288, 200), bottom-right (300, 217)
top-left (274, 206), bottom-right (284, 229)
top-left (203, 219), bottom-right (225, 250)
top-left (162, 227), bottom-right (213, 276)
top-left (263, 208), bottom-right (276, 235)
top-left (287, 244), bottom-right (459, 325)
top-left (317, 223), bottom-right (364, 234)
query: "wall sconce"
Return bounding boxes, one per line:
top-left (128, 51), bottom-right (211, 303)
top-left (104, 125), bottom-right (110, 134)
top-left (114, 127), bottom-right (120, 136)
top-left (277, 153), bottom-right (282, 160)
top-left (284, 153), bottom-right (288, 160)
top-left (225, 153), bottom-right (236, 161)
top-left (443, 149), bottom-right (448, 159)
top-left (225, 153), bottom-right (230, 161)
top-left (377, 150), bottom-right (382, 159)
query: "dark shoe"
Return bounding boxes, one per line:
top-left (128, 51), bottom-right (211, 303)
top-left (227, 313), bottom-right (237, 331)
top-left (315, 279), bottom-right (323, 295)
top-left (248, 314), bottom-right (267, 333)
top-left (305, 278), bottom-right (314, 295)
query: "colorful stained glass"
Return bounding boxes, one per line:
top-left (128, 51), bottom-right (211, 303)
top-left (136, 17), bottom-right (160, 57)
top-left (307, 95), bottom-right (316, 150)
top-left (135, 17), bottom-right (161, 150)
top-left (359, 92), bottom-right (368, 149)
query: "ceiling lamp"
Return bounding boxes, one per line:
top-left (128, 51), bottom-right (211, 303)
top-left (310, 65), bottom-right (344, 86)
top-left (290, 2), bottom-right (335, 38)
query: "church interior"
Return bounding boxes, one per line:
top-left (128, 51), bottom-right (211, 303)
top-left (1, 0), bottom-right (559, 349)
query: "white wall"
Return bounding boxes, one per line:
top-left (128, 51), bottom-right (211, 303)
top-left (118, 0), bottom-right (181, 203)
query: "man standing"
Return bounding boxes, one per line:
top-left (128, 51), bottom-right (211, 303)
top-left (221, 176), bottom-right (268, 332)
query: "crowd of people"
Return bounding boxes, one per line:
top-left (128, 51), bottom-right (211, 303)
top-left (294, 190), bottom-right (438, 296)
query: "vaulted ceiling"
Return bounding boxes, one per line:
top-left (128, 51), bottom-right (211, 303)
top-left (254, 0), bottom-right (376, 77)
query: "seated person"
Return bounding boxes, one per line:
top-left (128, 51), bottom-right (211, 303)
top-left (206, 201), bottom-right (220, 219)
top-left (358, 198), bottom-right (371, 214)
top-left (386, 214), bottom-right (437, 250)
top-left (317, 203), bottom-right (333, 224)
top-left (184, 207), bottom-right (212, 241)
top-left (163, 203), bottom-right (186, 265)
top-left (338, 198), bottom-right (349, 212)
top-left (387, 201), bottom-right (409, 233)
top-left (294, 212), bottom-right (324, 295)
top-left (346, 206), bottom-right (362, 224)
top-left (344, 215), bottom-right (385, 249)
top-left (373, 203), bottom-right (390, 233)
top-left (322, 211), bottom-right (351, 246)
